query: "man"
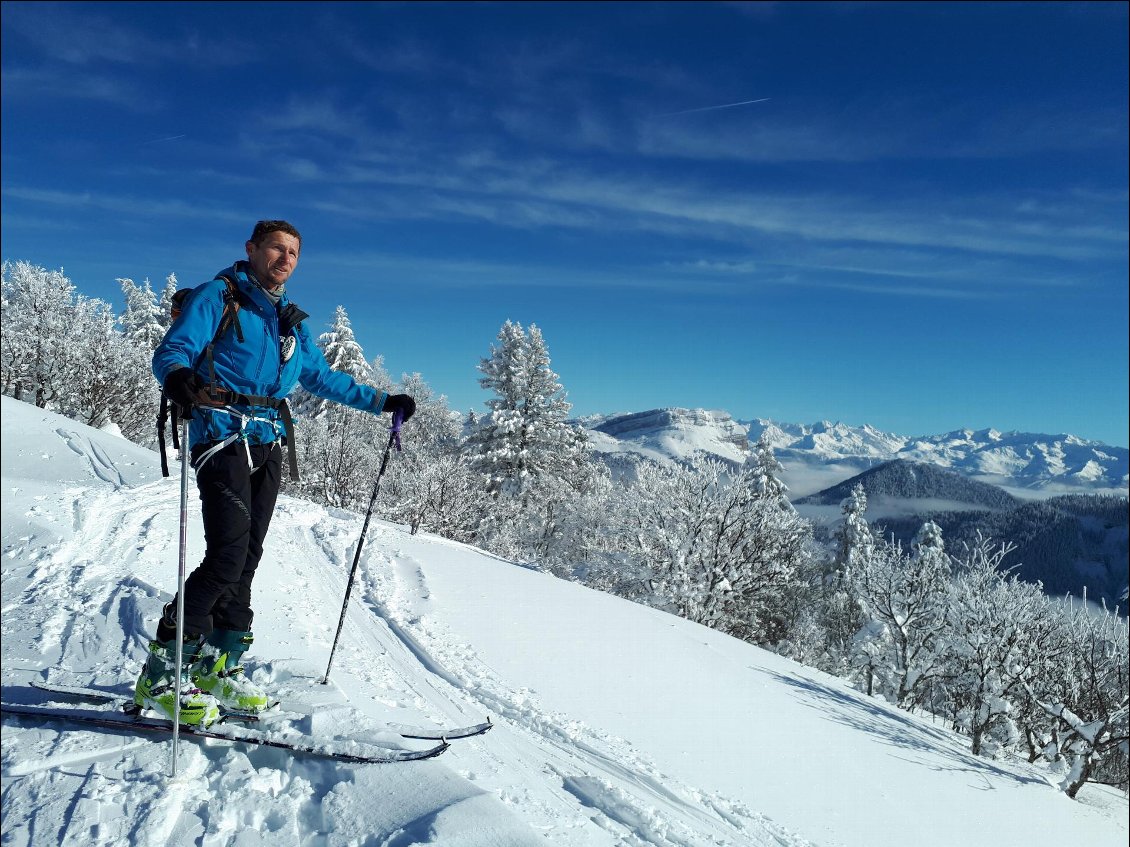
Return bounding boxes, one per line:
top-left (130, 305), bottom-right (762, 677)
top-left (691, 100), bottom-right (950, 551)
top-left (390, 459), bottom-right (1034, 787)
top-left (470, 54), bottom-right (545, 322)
top-left (138, 220), bottom-right (415, 726)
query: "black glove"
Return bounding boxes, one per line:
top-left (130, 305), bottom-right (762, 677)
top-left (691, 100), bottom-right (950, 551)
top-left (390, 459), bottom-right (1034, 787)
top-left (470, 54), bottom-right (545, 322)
top-left (164, 368), bottom-right (203, 412)
top-left (382, 393), bottom-right (416, 422)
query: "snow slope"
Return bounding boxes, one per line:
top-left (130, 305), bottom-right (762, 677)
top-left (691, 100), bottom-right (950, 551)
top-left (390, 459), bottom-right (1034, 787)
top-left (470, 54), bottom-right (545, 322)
top-left (1, 395), bottom-right (1126, 847)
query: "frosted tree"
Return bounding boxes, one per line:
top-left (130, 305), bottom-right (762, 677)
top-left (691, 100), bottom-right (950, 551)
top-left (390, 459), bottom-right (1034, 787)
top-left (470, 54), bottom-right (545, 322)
top-left (835, 483), bottom-right (875, 573)
top-left (468, 320), bottom-right (595, 569)
top-left (795, 482), bottom-right (872, 673)
top-left (943, 537), bottom-right (1065, 757)
top-left (1, 261), bottom-right (84, 409)
top-left (58, 297), bottom-right (152, 439)
top-left (471, 320), bottom-right (587, 500)
top-left (1024, 598), bottom-right (1129, 797)
top-left (750, 432), bottom-right (790, 507)
top-left (380, 372), bottom-right (487, 539)
top-left (911, 520), bottom-right (946, 569)
top-left (157, 273), bottom-right (179, 329)
top-left (287, 307), bottom-right (387, 505)
top-left (620, 455), bottom-right (809, 644)
top-left (118, 277), bottom-right (166, 351)
top-left (292, 306), bottom-right (377, 420)
top-left (848, 525), bottom-right (952, 707)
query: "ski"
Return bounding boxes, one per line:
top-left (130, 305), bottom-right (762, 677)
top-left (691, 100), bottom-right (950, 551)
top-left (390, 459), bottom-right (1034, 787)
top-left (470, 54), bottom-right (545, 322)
top-left (1, 702), bottom-right (449, 764)
top-left (29, 681), bottom-right (493, 740)
top-left (397, 717), bottom-right (492, 741)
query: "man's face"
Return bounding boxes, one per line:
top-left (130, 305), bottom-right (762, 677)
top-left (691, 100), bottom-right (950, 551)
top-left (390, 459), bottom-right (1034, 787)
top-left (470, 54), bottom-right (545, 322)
top-left (245, 231), bottom-right (301, 289)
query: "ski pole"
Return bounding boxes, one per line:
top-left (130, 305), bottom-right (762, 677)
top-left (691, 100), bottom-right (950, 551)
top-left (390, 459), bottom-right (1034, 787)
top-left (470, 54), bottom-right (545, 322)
top-left (171, 417), bottom-right (191, 777)
top-left (321, 410), bottom-right (404, 686)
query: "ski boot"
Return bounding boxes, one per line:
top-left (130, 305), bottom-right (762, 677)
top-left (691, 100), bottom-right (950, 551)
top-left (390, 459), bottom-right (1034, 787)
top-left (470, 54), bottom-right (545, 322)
top-left (134, 637), bottom-right (221, 727)
top-left (192, 629), bottom-right (271, 714)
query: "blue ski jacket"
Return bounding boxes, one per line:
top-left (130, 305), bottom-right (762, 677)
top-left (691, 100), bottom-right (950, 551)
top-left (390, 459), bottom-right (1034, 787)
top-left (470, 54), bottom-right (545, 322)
top-left (153, 262), bottom-right (386, 451)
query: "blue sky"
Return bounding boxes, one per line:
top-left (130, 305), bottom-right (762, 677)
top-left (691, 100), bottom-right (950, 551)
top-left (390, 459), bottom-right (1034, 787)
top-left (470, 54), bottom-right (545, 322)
top-left (2, 2), bottom-right (1127, 445)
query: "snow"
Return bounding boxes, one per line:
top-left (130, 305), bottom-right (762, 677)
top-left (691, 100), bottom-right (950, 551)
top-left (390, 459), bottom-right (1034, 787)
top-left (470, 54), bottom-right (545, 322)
top-left (2, 394), bottom-right (1126, 847)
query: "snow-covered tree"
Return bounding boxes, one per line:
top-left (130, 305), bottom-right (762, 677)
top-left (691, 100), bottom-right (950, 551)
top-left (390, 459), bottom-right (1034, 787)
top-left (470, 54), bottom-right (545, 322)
top-left (157, 273), bottom-right (179, 330)
top-left (292, 306), bottom-right (378, 420)
top-left (943, 536), bottom-right (1064, 757)
top-left (785, 482), bottom-right (872, 676)
top-left (58, 297), bottom-right (153, 439)
top-left (1024, 598), bottom-right (1129, 797)
top-left (848, 525), bottom-right (952, 707)
top-left (471, 321), bottom-right (586, 500)
top-left (2, 263), bottom-right (154, 439)
top-left (620, 455), bottom-right (810, 644)
top-left (750, 432), bottom-right (790, 507)
top-left (287, 307), bottom-right (388, 505)
top-left (118, 277), bottom-right (166, 351)
top-left (835, 483), bottom-right (875, 573)
top-left (380, 372), bottom-right (487, 539)
top-left (1, 261), bottom-right (81, 408)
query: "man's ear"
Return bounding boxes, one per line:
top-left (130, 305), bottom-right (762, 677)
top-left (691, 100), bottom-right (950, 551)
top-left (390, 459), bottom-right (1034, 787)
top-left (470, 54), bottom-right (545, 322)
top-left (245, 240), bottom-right (255, 258)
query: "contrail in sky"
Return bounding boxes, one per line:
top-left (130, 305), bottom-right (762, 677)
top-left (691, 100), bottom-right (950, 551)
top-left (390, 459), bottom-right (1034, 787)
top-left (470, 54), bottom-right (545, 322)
top-left (657, 98), bottom-right (770, 117)
top-left (141, 134), bottom-right (187, 145)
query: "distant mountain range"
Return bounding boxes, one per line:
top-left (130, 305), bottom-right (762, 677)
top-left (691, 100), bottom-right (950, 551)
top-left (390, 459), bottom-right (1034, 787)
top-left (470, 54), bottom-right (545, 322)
top-left (580, 409), bottom-right (1129, 498)
top-left (580, 410), bottom-right (1128, 609)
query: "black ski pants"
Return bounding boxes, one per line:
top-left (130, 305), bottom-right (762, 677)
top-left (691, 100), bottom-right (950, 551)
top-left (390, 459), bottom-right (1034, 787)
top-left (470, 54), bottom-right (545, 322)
top-left (178, 440), bottom-right (282, 637)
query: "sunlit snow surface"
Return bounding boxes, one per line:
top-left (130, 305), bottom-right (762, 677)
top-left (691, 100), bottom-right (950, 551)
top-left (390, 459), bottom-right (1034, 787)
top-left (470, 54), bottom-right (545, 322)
top-left (2, 395), bottom-right (1125, 847)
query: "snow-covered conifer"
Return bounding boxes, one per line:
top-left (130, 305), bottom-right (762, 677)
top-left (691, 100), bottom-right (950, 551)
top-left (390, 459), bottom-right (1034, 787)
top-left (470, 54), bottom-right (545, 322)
top-left (157, 273), bottom-right (179, 329)
top-left (287, 306), bottom-right (385, 504)
top-left (471, 320), bottom-right (587, 499)
top-left (835, 483), bottom-right (875, 573)
top-left (293, 306), bottom-right (376, 420)
top-left (751, 432), bottom-right (790, 507)
top-left (118, 277), bottom-right (166, 351)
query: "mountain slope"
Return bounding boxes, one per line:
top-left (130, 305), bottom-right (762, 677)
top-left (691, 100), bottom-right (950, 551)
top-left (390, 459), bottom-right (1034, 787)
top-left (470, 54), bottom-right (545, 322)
top-left (795, 459), bottom-right (1021, 509)
top-left (1, 396), bottom-right (1126, 847)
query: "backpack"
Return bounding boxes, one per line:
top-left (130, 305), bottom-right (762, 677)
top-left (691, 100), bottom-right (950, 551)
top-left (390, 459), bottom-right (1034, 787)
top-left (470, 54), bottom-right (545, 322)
top-left (157, 271), bottom-right (304, 481)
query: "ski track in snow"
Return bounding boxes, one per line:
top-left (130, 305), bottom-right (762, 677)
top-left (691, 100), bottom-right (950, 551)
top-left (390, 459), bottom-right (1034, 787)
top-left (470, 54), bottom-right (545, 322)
top-left (55, 428), bottom-right (127, 490)
top-left (1, 460), bottom-right (808, 846)
top-left (350, 541), bottom-right (808, 846)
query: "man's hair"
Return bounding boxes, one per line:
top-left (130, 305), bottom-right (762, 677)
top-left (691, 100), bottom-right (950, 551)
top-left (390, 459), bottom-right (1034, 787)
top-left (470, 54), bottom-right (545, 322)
top-left (248, 220), bottom-right (302, 250)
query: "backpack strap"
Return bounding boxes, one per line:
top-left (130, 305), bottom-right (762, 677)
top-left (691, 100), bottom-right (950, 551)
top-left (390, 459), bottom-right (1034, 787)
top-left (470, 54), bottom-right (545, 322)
top-left (202, 273), bottom-right (244, 393)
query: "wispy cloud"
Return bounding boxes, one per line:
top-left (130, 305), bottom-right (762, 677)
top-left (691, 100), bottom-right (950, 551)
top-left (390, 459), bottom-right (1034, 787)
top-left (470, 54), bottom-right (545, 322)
top-left (0, 66), bottom-right (157, 109)
top-left (0, 186), bottom-right (247, 224)
top-left (1, 3), bottom-right (162, 66)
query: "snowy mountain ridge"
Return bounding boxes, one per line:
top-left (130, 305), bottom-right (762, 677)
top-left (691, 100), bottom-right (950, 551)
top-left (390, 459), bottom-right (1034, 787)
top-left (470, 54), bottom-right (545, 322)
top-left (579, 408), bottom-right (1129, 497)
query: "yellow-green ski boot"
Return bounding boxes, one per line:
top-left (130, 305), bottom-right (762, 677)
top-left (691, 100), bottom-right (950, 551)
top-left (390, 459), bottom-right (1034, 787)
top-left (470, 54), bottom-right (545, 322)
top-left (193, 629), bottom-right (270, 714)
top-left (134, 638), bottom-right (221, 727)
